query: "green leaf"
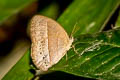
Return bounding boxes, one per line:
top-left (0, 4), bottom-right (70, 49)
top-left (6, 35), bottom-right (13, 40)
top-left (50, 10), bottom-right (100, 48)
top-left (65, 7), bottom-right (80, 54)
top-left (51, 28), bottom-right (120, 80)
top-left (115, 9), bottom-right (120, 28)
top-left (58, 0), bottom-right (120, 35)
top-left (2, 50), bottom-right (33, 80)
top-left (0, 0), bottom-right (35, 24)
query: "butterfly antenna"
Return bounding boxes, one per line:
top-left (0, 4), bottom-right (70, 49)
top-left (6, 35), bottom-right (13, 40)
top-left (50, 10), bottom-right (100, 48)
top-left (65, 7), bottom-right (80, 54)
top-left (70, 22), bottom-right (80, 38)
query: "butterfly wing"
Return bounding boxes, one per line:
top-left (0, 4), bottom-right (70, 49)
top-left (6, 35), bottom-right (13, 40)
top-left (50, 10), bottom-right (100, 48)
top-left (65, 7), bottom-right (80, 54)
top-left (46, 18), bottom-right (71, 65)
top-left (30, 15), bottom-right (73, 71)
top-left (30, 16), bottom-right (50, 71)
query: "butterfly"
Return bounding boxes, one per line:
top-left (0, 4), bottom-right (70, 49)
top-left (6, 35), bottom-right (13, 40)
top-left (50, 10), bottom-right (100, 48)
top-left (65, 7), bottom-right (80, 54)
top-left (30, 15), bottom-right (79, 71)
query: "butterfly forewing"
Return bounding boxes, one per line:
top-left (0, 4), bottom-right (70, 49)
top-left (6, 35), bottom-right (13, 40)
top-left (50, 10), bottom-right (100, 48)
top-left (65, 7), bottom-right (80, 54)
top-left (30, 16), bottom-right (50, 71)
top-left (30, 15), bottom-right (73, 71)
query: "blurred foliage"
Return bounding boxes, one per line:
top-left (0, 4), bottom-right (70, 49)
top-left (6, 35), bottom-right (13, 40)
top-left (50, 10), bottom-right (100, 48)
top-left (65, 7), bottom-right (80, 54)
top-left (39, 2), bottom-right (59, 19)
top-left (0, 0), bottom-right (35, 25)
top-left (116, 8), bottom-right (120, 27)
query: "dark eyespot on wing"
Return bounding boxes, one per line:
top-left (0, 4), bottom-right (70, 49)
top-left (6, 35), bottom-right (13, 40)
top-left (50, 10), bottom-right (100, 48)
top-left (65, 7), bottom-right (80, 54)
top-left (42, 54), bottom-right (48, 59)
top-left (43, 56), bottom-right (45, 59)
top-left (40, 52), bottom-right (42, 54)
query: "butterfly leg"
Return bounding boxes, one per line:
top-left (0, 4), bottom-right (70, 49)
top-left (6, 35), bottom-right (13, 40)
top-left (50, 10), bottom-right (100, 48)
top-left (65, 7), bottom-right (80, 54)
top-left (65, 53), bottom-right (68, 61)
top-left (72, 45), bottom-right (79, 54)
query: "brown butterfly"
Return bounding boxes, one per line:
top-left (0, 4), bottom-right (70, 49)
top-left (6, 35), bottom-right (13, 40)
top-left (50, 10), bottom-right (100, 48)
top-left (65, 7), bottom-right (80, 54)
top-left (30, 15), bottom-right (75, 71)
